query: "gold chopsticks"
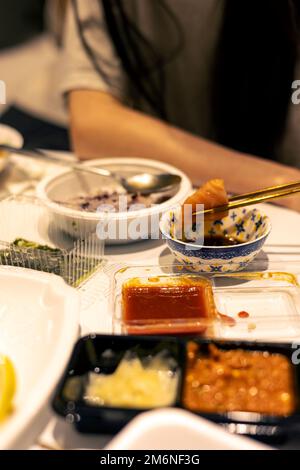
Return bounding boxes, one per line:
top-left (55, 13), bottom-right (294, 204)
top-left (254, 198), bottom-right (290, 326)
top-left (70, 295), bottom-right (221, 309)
top-left (192, 180), bottom-right (300, 216)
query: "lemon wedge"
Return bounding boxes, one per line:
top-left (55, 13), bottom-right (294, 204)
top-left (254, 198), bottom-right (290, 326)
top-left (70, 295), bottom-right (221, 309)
top-left (0, 355), bottom-right (16, 422)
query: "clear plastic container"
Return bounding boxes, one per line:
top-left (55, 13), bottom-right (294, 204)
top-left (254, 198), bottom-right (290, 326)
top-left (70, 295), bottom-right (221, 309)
top-left (112, 262), bottom-right (300, 342)
top-left (0, 195), bottom-right (104, 286)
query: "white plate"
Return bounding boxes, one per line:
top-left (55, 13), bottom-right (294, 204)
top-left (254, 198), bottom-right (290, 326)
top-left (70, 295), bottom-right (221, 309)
top-left (0, 124), bottom-right (23, 172)
top-left (0, 266), bottom-right (80, 449)
top-left (106, 409), bottom-right (271, 450)
top-left (36, 158), bottom-right (192, 244)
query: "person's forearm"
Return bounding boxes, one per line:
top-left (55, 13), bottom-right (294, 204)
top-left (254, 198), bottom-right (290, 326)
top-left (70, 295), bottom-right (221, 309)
top-left (70, 90), bottom-right (300, 209)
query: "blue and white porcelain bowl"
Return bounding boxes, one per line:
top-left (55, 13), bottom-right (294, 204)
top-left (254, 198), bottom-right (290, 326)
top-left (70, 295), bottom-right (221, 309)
top-left (160, 207), bottom-right (271, 273)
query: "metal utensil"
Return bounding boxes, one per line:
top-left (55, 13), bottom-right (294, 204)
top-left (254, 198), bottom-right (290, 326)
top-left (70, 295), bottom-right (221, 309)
top-left (192, 180), bottom-right (300, 216)
top-left (0, 144), bottom-right (182, 194)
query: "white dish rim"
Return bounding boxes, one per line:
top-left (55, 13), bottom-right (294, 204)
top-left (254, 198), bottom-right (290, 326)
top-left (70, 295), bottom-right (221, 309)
top-left (106, 408), bottom-right (271, 450)
top-left (0, 124), bottom-right (23, 149)
top-left (0, 266), bottom-right (79, 450)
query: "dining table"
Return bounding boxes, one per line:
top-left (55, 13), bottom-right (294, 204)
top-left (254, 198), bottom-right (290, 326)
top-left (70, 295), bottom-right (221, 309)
top-left (1, 149), bottom-right (300, 450)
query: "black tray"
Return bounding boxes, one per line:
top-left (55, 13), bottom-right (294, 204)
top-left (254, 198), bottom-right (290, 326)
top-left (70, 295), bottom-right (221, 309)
top-left (52, 334), bottom-right (184, 433)
top-left (52, 335), bottom-right (300, 440)
top-left (179, 339), bottom-right (300, 442)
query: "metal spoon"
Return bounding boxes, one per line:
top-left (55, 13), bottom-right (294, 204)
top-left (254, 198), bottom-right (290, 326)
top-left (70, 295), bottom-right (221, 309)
top-left (0, 145), bottom-right (181, 194)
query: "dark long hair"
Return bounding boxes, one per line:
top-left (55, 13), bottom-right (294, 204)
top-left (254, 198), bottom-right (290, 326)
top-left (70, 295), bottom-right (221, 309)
top-left (72, 0), bottom-right (300, 159)
top-left (213, 0), bottom-right (300, 158)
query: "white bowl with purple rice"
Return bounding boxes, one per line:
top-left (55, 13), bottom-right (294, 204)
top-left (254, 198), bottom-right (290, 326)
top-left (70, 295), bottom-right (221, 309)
top-left (36, 158), bottom-right (192, 244)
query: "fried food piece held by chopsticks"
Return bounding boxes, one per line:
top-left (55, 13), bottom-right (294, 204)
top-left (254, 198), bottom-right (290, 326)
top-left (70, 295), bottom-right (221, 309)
top-left (181, 179), bottom-right (229, 240)
top-left (184, 179), bottom-right (229, 218)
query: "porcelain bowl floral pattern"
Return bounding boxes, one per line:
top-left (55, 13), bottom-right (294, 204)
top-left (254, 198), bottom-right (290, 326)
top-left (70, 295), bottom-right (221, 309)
top-left (160, 207), bottom-right (271, 273)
